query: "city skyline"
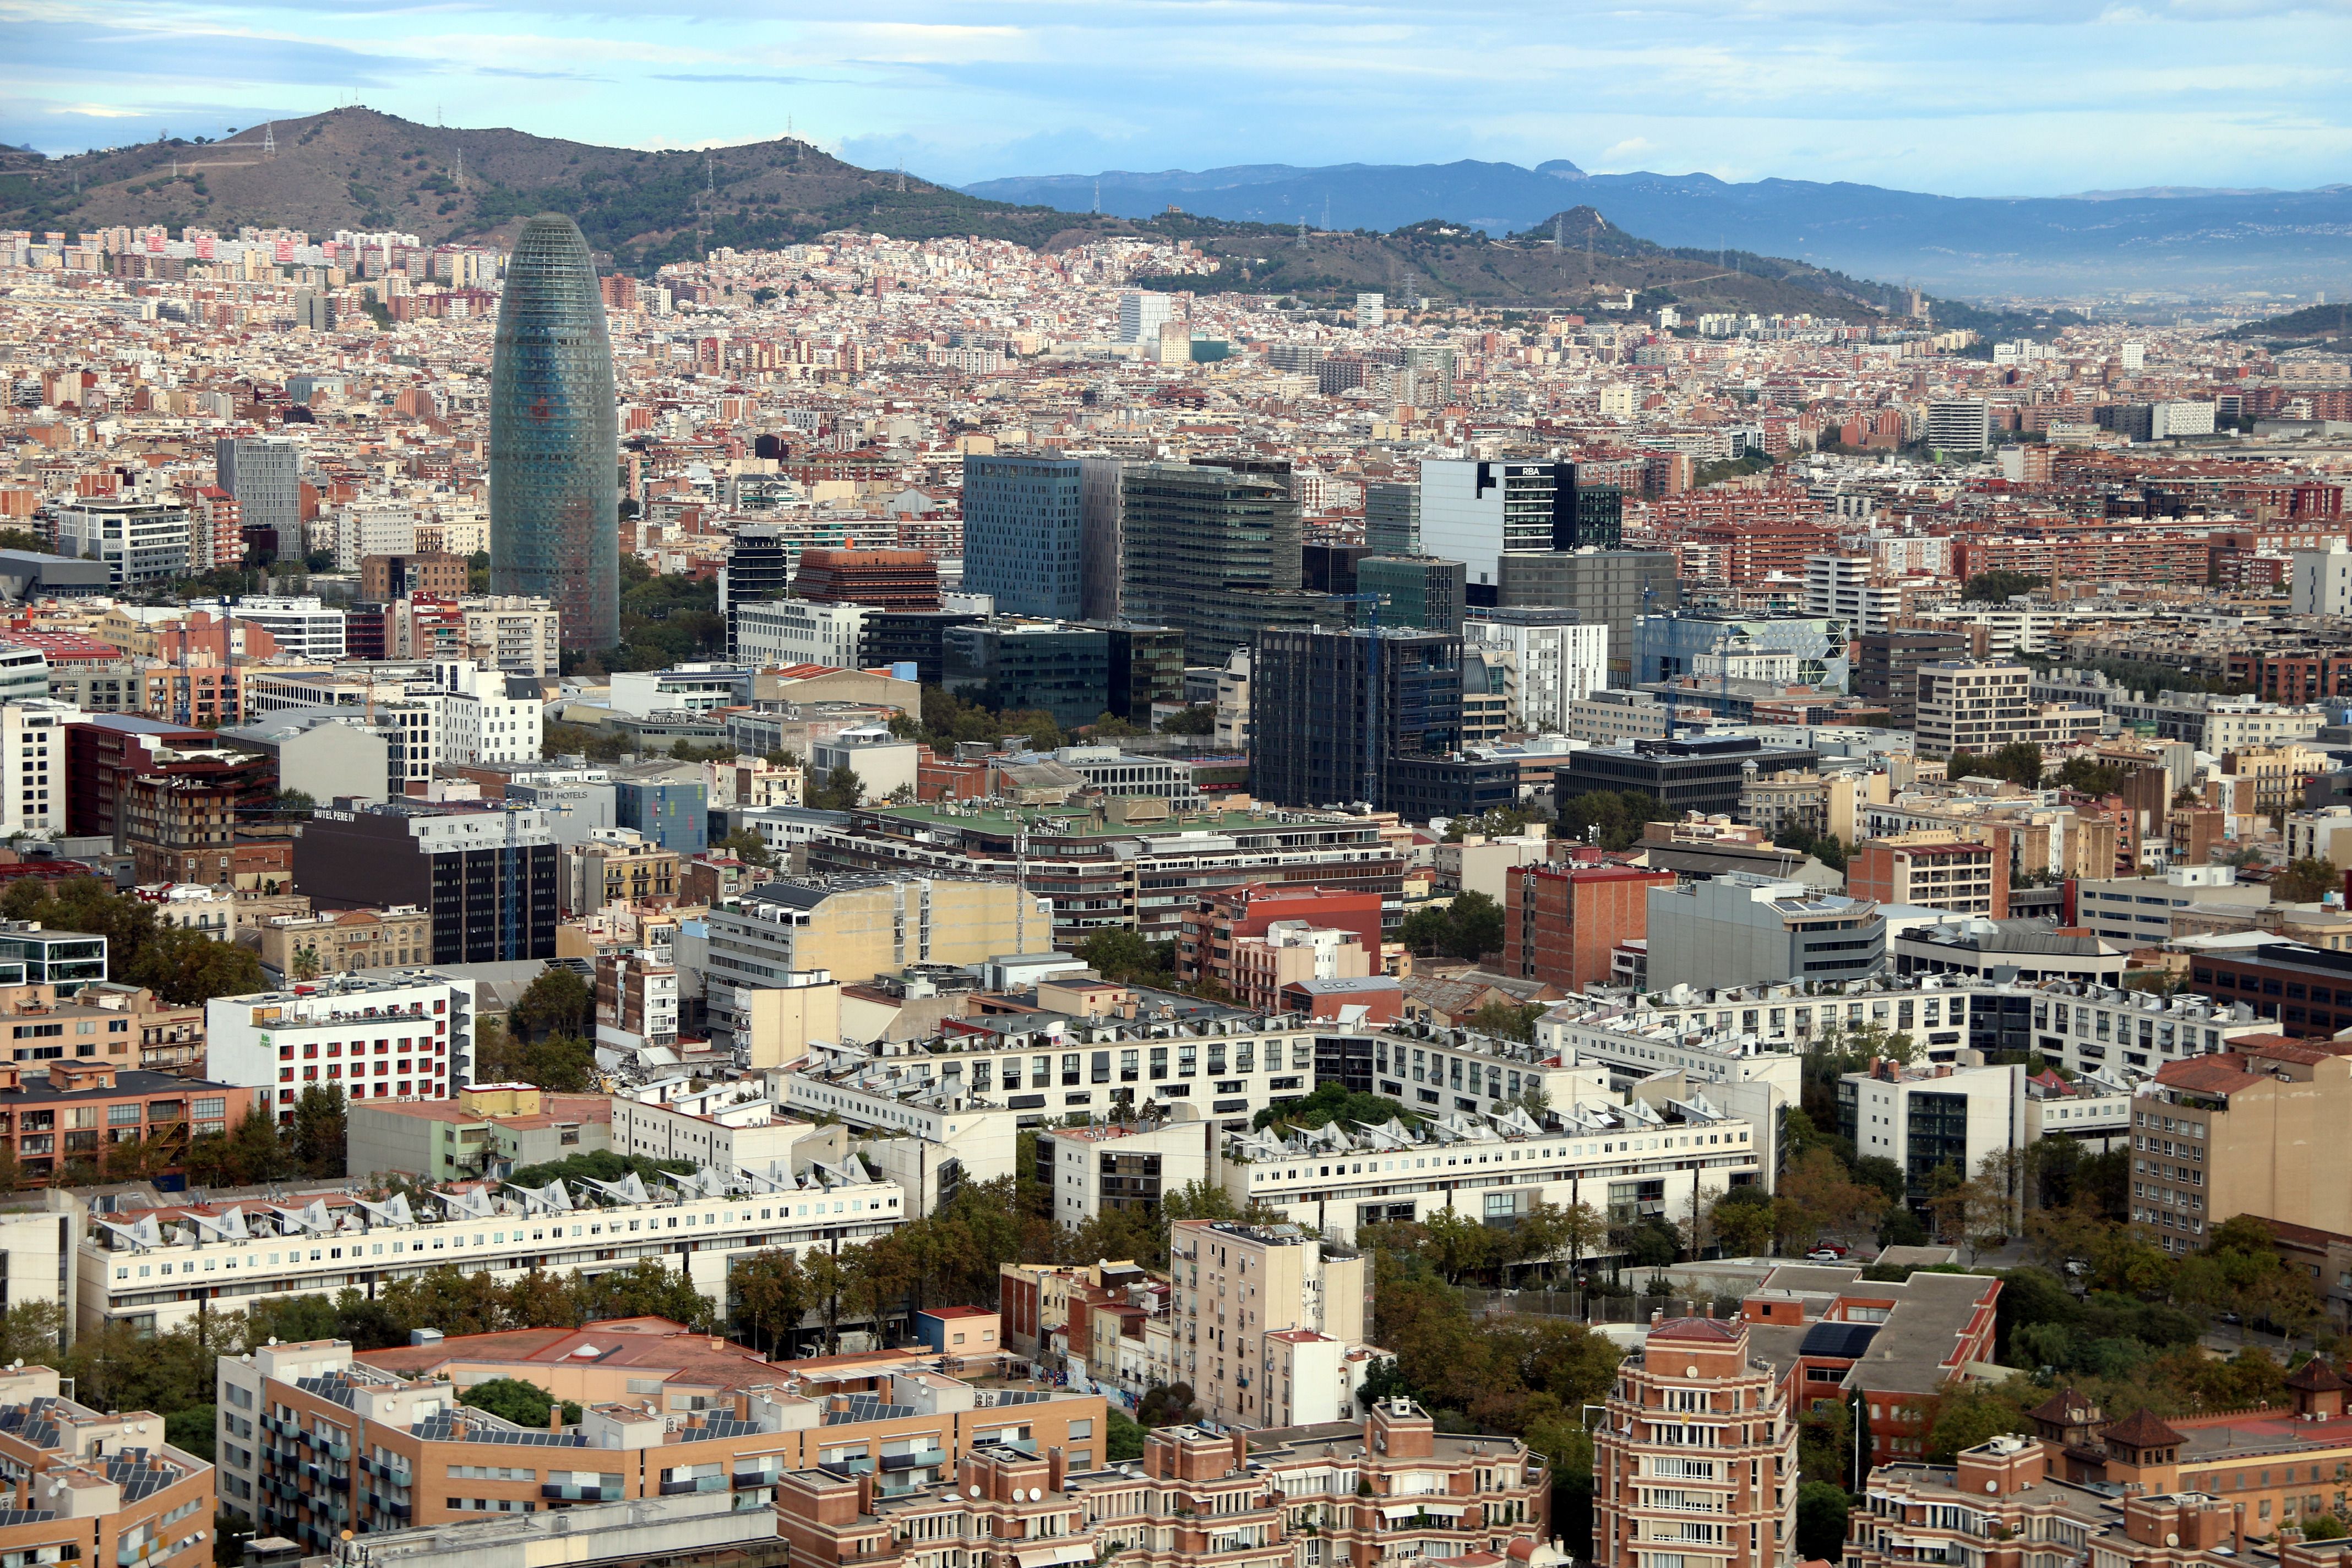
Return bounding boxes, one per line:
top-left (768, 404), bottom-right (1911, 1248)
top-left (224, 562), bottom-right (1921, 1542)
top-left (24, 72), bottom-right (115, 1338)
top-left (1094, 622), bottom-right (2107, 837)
top-left (9, 1), bottom-right (2352, 200)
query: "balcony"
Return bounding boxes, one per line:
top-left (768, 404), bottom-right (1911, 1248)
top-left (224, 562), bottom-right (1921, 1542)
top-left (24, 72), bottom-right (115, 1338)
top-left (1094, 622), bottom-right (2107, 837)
top-left (658, 1474), bottom-right (729, 1496)
top-left (543, 1484), bottom-right (616, 1502)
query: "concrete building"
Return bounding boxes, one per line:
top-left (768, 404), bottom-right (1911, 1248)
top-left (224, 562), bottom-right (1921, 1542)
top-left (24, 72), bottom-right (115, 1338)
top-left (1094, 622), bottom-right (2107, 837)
top-left (1858, 630), bottom-right (1973, 731)
top-left (1036, 1119), bottom-right (1215, 1229)
top-left (2073, 865), bottom-right (2265, 948)
top-left (216, 710), bottom-right (395, 805)
top-left (1594, 1315), bottom-right (1795, 1568)
top-left (48, 498), bottom-right (192, 586)
top-left (1169, 1218), bottom-right (1368, 1429)
top-left (1839, 1058), bottom-right (2025, 1210)
top-left (344, 1084), bottom-right (613, 1182)
top-left (1644, 874), bottom-right (1888, 993)
top-left (733, 597), bottom-right (872, 669)
top-left (1631, 612), bottom-right (1849, 690)
top-left (216, 434), bottom-right (302, 559)
top-left (0, 1059), bottom-right (244, 1187)
top-left (0, 697), bottom-right (77, 836)
top-left (203, 970), bottom-right (477, 1121)
top-left (1915, 661), bottom-right (2102, 761)
top-left (704, 876), bottom-right (1052, 992)
top-left (1464, 608), bottom-right (1608, 733)
top-left (560, 827), bottom-right (680, 916)
top-left (2135, 1038), bottom-right (2352, 1251)
top-left (1926, 398), bottom-right (1991, 454)
top-left (2292, 540), bottom-right (2352, 617)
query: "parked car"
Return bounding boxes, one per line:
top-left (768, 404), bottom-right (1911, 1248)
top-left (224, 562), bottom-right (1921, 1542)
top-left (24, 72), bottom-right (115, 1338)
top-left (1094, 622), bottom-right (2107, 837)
top-left (1805, 1246), bottom-right (1847, 1262)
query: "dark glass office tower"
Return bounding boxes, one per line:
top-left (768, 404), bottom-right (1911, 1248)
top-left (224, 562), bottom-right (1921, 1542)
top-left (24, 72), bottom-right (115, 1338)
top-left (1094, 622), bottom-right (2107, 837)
top-left (491, 214), bottom-right (617, 653)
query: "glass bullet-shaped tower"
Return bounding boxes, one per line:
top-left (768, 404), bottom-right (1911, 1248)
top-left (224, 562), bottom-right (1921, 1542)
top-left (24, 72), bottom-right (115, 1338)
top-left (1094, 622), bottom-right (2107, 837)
top-left (490, 214), bottom-right (617, 652)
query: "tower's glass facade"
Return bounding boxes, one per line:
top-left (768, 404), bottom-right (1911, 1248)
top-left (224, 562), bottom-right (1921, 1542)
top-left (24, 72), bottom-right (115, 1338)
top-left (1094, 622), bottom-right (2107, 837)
top-left (490, 214), bottom-right (617, 652)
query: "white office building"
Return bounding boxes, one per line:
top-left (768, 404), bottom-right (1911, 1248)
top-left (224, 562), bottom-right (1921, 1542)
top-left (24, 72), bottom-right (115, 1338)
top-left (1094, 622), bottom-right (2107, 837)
top-left (1463, 609), bottom-right (1608, 733)
top-left (733, 597), bottom-right (870, 669)
top-left (1803, 552), bottom-right (1905, 635)
top-left (49, 499), bottom-right (192, 585)
top-left (1354, 292), bottom-right (1385, 329)
top-left (2293, 540), bottom-right (2352, 617)
top-left (333, 500), bottom-right (417, 571)
top-left (203, 971), bottom-right (478, 1120)
top-left (1117, 290), bottom-right (1174, 345)
top-left (225, 595), bottom-right (347, 660)
top-left (0, 698), bottom-right (79, 836)
top-left (425, 660), bottom-right (542, 765)
top-left (1419, 458), bottom-right (1567, 589)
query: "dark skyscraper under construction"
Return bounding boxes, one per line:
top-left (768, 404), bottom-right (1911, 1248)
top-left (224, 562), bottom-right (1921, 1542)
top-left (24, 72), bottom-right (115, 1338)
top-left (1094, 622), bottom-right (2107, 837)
top-left (491, 214), bottom-right (617, 653)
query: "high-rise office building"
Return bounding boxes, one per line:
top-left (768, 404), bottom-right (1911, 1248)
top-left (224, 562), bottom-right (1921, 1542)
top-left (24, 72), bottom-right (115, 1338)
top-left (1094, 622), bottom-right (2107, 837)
top-left (1364, 481), bottom-right (1420, 554)
top-left (489, 213), bottom-right (617, 653)
top-left (215, 435), bottom-right (302, 561)
top-left (1420, 458), bottom-right (1622, 591)
top-left (1075, 456), bottom-right (1126, 620)
top-left (719, 523), bottom-right (794, 658)
top-left (1118, 290), bottom-right (1174, 344)
top-left (1250, 626), bottom-right (1462, 812)
top-left (962, 454), bottom-right (1083, 618)
top-left (1357, 555), bottom-right (1466, 633)
top-left (1121, 462), bottom-right (1303, 663)
top-left (293, 802), bottom-right (560, 963)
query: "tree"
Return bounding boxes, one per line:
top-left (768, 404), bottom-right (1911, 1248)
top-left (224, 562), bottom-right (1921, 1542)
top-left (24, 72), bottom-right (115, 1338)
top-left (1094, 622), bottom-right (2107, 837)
top-left (2275, 857), bottom-right (2340, 904)
top-left (1466, 999), bottom-right (1545, 1043)
top-left (288, 1085), bottom-right (346, 1178)
top-left (1159, 704), bottom-right (1216, 736)
top-left (290, 944), bottom-right (323, 982)
top-left (1106, 1406), bottom-right (1148, 1461)
top-left (716, 827), bottom-right (776, 869)
top-left (1923, 1380), bottom-right (2031, 1463)
top-left (2301, 1516), bottom-right (2349, 1542)
top-left (1797, 1482), bottom-right (1852, 1563)
top-left (732, 1248), bottom-right (812, 1357)
top-left (166, 1406), bottom-right (215, 1462)
top-left (1961, 570), bottom-right (2050, 603)
top-left (1137, 1382), bottom-right (1202, 1427)
top-left (0, 1301), bottom-right (65, 1365)
top-left (807, 765), bottom-right (867, 812)
top-left (1775, 1148), bottom-right (1887, 1250)
top-left (1555, 789), bottom-right (1670, 852)
top-left (510, 967), bottom-right (592, 1043)
top-left (578, 1259), bottom-right (710, 1326)
top-left (460, 1376), bottom-right (575, 1429)
top-left (1711, 1189), bottom-right (1777, 1259)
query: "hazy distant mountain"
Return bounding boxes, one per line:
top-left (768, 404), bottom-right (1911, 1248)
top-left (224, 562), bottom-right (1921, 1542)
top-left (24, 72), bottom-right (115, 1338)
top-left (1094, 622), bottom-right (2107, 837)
top-left (965, 160), bottom-right (2352, 295)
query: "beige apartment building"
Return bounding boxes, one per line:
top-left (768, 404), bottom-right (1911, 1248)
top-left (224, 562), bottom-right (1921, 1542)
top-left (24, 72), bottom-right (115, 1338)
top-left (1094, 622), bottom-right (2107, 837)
top-left (1849, 830), bottom-right (2009, 917)
top-left (1170, 1218), bottom-right (1370, 1430)
top-left (256, 905), bottom-right (432, 978)
top-left (1595, 1315), bottom-right (1797, 1568)
top-left (1915, 660), bottom-right (2100, 761)
top-left (2136, 1038), bottom-right (2352, 1251)
top-left (703, 874), bottom-right (1053, 993)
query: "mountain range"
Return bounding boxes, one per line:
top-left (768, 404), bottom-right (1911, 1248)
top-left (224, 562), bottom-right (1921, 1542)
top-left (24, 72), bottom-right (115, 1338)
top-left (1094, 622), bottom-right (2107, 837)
top-left (0, 110), bottom-right (2071, 333)
top-left (963, 160), bottom-right (2352, 297)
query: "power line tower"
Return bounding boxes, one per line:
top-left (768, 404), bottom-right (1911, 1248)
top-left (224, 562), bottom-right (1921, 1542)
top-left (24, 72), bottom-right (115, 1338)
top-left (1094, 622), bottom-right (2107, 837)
top-left (262, 122), bottom-right (276, 160)
top-left (896, 160), bottom-right (906, 193)
top-left (1092, 178), bottom-right (1099, 215)
top-left (453, 148), bottom-right (464, 193)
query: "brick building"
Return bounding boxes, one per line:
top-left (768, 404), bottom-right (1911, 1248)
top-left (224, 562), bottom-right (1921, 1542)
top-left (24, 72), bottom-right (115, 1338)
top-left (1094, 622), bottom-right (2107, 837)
top-left (794, 549), bottom-right (942, 611)
top-left (0, 1365), bottom-right (213, 1568)
top-left (1594, 1315), bottom-right (1795, 1568)
top-left (0, 1059), bottom-right (243, 1185)
top-left (1504, 863), bottom-right (1674, 992)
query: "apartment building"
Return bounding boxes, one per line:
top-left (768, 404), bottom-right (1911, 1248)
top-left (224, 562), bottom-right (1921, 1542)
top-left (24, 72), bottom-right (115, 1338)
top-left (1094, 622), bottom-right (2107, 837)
top-left (82, 1150), bottom-right (905, 1333)
top-left (0, 1365), bottom-right (213, 1568)
top-left (772, 1400), bottom-right (1549, 1568)
top-left (1838, 1059), bottom-right (2024, 1209)
top-left (2072, 865), bottom-right (2265, 948)
top-left (561, 828), bottom-right (681, 917)
top-left (703, 875), bottom-right (1052, 992)
top-left (1593, 1315), bottom-right (1796, 1568)
top-left (1642, 874), bottom-right (1887, 992)
top-left (217, 1330), bottom-right (1101, 1551)
top-left (2134, 1037), bottom-right (2352, 1252)
top-left (1226, 1094), bottom-right (1760, 1242)
top-left (1850, 831), bottom-right (2009, 917)
top-left (2003, 978), bottom-right (2268, 1079)
top-left (1914, 661), bottom-right (2100, 761)
top-left (1169, 1219), bottom-right (1371, 1429)
top-left (0, 1059), bottom-right (243, 1186)
top-left (1036, 1119), bottom-right (1215, 1229)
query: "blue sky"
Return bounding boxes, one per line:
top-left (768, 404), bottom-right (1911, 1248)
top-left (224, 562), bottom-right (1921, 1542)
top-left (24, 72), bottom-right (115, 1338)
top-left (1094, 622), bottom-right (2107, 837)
top-left (9, 0), bottom-right (2352, 197)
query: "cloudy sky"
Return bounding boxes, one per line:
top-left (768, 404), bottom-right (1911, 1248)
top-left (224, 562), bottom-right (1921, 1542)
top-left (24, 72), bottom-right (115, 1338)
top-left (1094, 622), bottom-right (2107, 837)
top-left (9, 0), bottom-right (2352, 197)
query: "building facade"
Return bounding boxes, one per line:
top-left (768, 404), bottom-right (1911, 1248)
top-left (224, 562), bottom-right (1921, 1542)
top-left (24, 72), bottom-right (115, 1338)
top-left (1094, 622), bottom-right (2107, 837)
top-left (489, 214), bottom-right (618, 652)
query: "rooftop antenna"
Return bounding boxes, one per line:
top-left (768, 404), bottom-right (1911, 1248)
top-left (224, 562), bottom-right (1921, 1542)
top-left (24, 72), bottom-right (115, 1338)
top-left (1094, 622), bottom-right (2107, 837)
top-left (1554, 214), bottom-right (1564, 248)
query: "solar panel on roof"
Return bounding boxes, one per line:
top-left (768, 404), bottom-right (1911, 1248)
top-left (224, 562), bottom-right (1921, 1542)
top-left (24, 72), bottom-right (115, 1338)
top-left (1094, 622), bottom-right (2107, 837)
top-left (1795, 1321), bottom-right (1880, 1359)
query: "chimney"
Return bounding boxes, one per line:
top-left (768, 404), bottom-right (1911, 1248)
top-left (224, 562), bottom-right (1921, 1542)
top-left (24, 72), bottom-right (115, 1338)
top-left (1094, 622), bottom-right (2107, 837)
top-left (2235, 1503), bottom-right (2246, 1558)
top-left (548, 1402), bottom-right (562, 1433)
top-left (1047, 1445), bottom-right (1066, 1492)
